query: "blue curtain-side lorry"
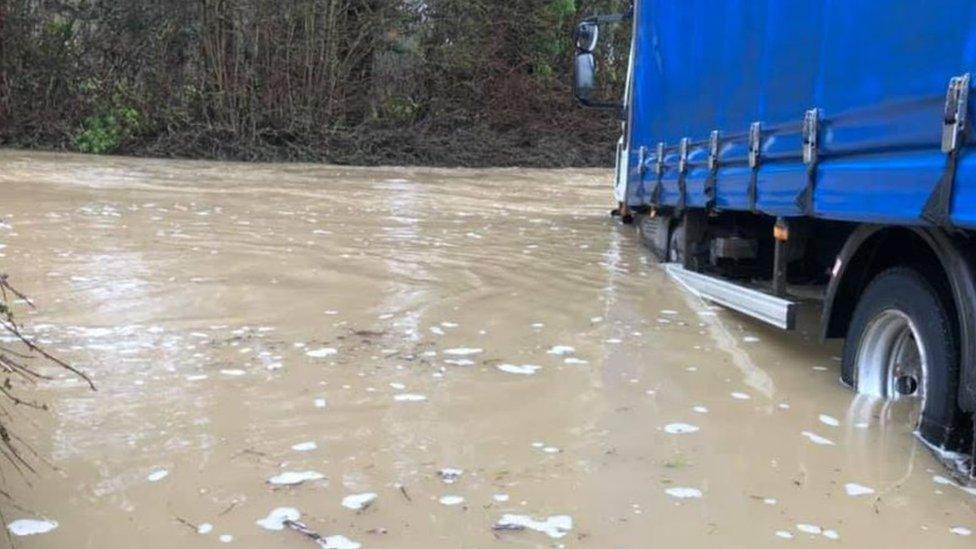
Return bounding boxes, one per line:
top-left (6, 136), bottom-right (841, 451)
top-left (574, 1), bottom-right (976, 476)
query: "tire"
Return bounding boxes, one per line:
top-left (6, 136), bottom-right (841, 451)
top-left (841, 267), bottom-right (966, 449)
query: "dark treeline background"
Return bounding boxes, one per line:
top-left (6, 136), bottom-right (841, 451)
top-left (0, 0), bottom-right (630, 166)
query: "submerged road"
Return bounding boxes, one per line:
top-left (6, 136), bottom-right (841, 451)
top-left (1, 150), bottom-right (974, 547)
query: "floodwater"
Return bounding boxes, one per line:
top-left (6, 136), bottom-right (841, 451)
top-left (1, 149), bottom-right (974, 548)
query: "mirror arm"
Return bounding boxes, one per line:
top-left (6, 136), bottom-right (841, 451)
top-left (575, 96), bottom-right (625, 119)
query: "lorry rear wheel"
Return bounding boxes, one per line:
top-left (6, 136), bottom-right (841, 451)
top-left (842, 267), bottom-right (964, 448)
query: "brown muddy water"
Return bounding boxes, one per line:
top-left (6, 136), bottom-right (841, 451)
top-left (0, 149), bottom-right (974, 548)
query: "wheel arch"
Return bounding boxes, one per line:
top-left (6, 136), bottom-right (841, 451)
top-left (822, 224), bottom-right (976, 412)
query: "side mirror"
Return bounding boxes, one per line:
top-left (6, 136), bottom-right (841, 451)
top-left (576, 21), bottom-right (599, 52)
top-left (574, 52), bottom-right (596, 101)
top-left (571, 15), bottom-right (626, 114)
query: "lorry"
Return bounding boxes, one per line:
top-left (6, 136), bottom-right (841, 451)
top-left (574, 0), bottom-right (976, 475)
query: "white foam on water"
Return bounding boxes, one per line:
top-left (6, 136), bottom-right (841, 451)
top-left (220, 369), bottom-right (245, 376)
top-left (731, 392), bottom-right (751, 400)
top-left (796, 524), bottom-right (821, 535)
top-left (590, 316), bottom-right (604, 323)
top-left (844, 483), bottom-right (874, 497)
top-left (818, 414), bottom-right (840, 427)
top-left (494, 514), bottom-right (573, 539)
top-left (605, 338), bottom-right (622, 343)
top-left (692, 405), bottom-right (708, 414)
top-left (823, 529), bottom-right (839, 540)
top-left (439, 495), bottom-right (465, 506)
top-left (267, 471), bottom-right (325, 486)
top-left (429, 326), bottom-right (445, 336)
top-left (314, 398), bottom-right (327, 408)
top-left (950, 527), bottom-right (972, 536)
top-left (389, 382), bottom-right (406, 390)
top-left (660, 309), bottom-right (678, 315)
top-left (743, 336), bottom-right (760, 343)
top-left (665, 487), bottom-right (702, 499)
top-left (763, 498), bottom-right (777, 505)
top-left (306, 347), bottom-right (338, 358)
top-left (444, 359), bottom-right (474, 366)
top-left (187, 374), bottom-right (208, 381)
top-left (342, 492), bottom-right (377, 510)
top-left (393, 393), bottom-right (427, 402)
top-left (291, 441), bottom-right (317, 452)
top-left (8, 519), bottom-right (58, 536)
top-left (198, 523), bottom-right (213, 534)
top-left (256, 507), bottom-right (300, 530)
top-left (441, 322), bottom-right (459, 328)
top-left (493, 494), bottom-right (510, 502)
top-left (801, 431), bottom-right (835, 446)
top-left (219, 534), bottom-right (233, 543)
top-left (546, 345), bottom-right (575, 355)
top-left (444, 348), bottom-right (482, 356)
top-left (438, 468), bottom-right (463, 484)
top-left (564, 357), bottom-right (588, 365)
top-left (664, 423), bottom-right (700, 434)
top-left (774, 530), bottom-right (793, 539)
top-left (322, 535), bottom-right (361, 548)
top-left (147, 469), bottom-right (169, 482)
top-left (542, 446), bottom-right (560, 454)
top-left (497, 364), bottom-right (541, 375)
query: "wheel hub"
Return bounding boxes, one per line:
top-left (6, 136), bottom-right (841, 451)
top-left (854, 309), bottom-right (927, 421)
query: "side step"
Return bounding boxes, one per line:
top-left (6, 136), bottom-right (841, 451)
top-left (663, 263), bottom-right (797, 330)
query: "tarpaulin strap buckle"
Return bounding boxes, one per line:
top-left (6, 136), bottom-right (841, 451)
top-left (704, 130), bottom-right (719, 211)
top-left (676, 137), bottom-right (689, 213)
top-left (748, 122), bottom-right (761, 213)
top-left (795, 108), bottom-right (820, 216)
top-left (924, 73), bottom-right (970, 228)
top-left (651, 141), bottom-right (665, 207)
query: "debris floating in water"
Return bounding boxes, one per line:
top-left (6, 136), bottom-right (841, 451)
top-left (664, 423), bottom-right (700, 434)
top-left (8, 519), bottom-right (58, 536)
top-left (665, 487), bottom-right (703, 499)
top-left (256, 507), bottom-right (301, 530)
top-left (844, 483), bottom-right (874, 497)
top-left (306, 347), bottom-right (338, 358)
top-left (800, 431), bottom-right (835, 446)
top-left (393, 393), bottom-right (427, 402)
top-left (950, 526), bottom-right (972, 536)
top-left (439, 495), bottom-right (465, 506)
top-left (443, 348), bottom-right (482, 356)
top-left (546, 345), bottom-right (575, 355)
top-left (291, 441), bottom-right (317, 452)
top-left (198, 523), bottom-right (213, 534)
top-left (730, 392), bottom-right (751, 400)
top-left (818, 414), bottom-right (840, 427)
top-left (493, 513), bottom-right (573, 539)
top-left (219, 534), bottom-right (233, 543)
top-left (563, 357), bottom-right (588, 365)
top-left (437, 468), bottom-right (463, 484)
top-left (147, 469), bottom-right (169, 482)
top-left (497, 364), bottom-right (541, 375)
top-left (342, 492), bottom-right (377, 510)
top-left (220, 369), bottom-right (245, 376)
top-left (692, 405), bottom-right (708, 414)
top-left (267, 471), bottom-right (325, 486)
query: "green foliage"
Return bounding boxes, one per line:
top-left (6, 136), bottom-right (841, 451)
top-left (75, 106), bottom-right (142, 154)
top-left (3, 0), bottom-right (629, 167)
